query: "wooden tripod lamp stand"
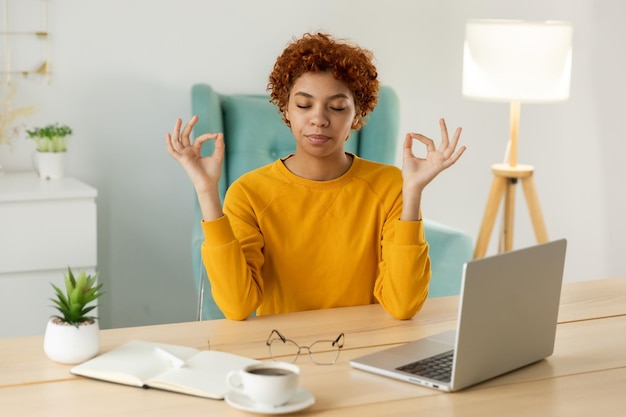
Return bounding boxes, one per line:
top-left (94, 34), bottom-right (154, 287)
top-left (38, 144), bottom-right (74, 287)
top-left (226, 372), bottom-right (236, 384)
top-left (462, 19), bottom-right (573, 259)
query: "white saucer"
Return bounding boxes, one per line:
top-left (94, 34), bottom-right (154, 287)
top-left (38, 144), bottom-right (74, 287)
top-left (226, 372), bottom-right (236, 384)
top-left (224, 388), bottom-right (315, 414)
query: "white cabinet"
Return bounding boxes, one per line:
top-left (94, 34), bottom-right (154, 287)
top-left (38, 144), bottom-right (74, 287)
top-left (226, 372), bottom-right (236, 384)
top-left (0, 173), bottom-right (97, 338)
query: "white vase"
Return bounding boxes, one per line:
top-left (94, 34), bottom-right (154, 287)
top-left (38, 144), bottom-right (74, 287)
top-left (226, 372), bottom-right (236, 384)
top-left (33, 152), bottom-right (66, 180)
top-left (43, 318), bottom-right (100, 364)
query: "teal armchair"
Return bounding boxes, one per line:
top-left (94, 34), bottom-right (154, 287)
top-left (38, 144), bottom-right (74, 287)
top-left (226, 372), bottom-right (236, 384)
top-left (190, 84), bottom-right (473, 320)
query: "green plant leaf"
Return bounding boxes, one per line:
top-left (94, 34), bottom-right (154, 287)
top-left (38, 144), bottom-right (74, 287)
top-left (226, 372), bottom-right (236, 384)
top-left (51, 267), bottom-right (103, 325)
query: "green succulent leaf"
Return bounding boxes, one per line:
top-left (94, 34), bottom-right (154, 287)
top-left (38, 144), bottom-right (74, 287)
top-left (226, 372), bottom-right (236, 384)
top-left (49, 267), bottom-right (103, 326)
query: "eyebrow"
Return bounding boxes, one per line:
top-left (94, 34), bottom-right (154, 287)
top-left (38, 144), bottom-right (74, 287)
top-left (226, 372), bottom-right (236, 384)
top-left (293, 91), bottom-right (351, 100)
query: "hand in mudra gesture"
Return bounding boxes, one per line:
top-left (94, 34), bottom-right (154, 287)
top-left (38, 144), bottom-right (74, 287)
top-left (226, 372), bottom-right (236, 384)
top-left (166, 115), bottom-right (225, 193)
top-left (402, 118), bottom-right (466, 192)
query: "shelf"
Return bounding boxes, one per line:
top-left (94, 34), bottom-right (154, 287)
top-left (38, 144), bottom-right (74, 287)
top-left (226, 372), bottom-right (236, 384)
top-left (0, 61), bottom-right (50, 77)
top-left (1, 0), bottom-right (50, 83)
top-left (0, 172), bottom-right (98, 203)
top-left (0, 31), bottom-right (47, 37)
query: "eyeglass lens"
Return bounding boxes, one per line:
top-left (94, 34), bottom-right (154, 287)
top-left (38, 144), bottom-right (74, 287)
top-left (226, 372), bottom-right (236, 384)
top-left (269, 336), bottom-right (341, 365)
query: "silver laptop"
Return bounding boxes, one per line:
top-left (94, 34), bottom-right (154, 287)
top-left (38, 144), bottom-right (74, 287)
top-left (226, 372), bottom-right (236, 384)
top-left (350, 239), bottom-right (567, 392)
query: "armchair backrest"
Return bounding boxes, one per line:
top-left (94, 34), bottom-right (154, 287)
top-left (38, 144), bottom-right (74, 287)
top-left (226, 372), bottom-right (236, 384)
top-left (190, 84), bottom-right (399, 319)
top-left (189, 83), bottom-right (473, 320)
top-left (191, 84), bottom-right (400, 201)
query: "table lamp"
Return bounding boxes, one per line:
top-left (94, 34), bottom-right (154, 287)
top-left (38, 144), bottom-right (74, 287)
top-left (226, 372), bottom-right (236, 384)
top-left (462, 19), bottom-right (573, 258)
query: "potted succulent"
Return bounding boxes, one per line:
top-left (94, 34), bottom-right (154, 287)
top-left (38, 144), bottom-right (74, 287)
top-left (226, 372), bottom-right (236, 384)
top-left (26, 123), bottom-right (73, 180)
top-left (43, 267), bottom-right (103, 364)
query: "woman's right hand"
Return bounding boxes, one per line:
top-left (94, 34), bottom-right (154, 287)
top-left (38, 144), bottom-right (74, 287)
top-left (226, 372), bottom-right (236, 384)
top-left (166, 115), bottom-right (225, 194)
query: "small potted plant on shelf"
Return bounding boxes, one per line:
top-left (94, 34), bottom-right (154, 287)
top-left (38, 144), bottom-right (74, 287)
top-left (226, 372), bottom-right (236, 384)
top-left (43, 267), bottom-right (103, 364)
top-left (26, 123), bottom-right (73, 180)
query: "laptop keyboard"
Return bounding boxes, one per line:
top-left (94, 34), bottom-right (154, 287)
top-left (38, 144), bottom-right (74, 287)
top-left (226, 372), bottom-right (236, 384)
top-left (395, 350), bottom-right (454, 382)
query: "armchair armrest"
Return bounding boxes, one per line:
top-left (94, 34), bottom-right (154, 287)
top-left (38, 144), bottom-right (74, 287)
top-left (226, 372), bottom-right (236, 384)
top-left (423, 219), bottom-right (474, 297)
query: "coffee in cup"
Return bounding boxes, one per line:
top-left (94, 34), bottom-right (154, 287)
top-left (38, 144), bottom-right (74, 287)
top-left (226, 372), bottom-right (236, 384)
top-left (226, 362), bottom-right (299, 407)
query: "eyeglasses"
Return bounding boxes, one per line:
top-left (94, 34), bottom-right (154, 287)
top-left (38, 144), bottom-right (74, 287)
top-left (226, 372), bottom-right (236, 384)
top-left (266, 329), bottom-right (345, 365)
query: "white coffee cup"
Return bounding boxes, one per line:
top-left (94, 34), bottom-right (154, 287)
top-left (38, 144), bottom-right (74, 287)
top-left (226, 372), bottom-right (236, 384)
top-left (226, 362), bottom-right (300, 408)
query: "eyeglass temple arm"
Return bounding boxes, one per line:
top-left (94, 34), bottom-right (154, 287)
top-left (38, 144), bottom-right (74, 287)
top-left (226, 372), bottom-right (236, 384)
top-left (267, 329), bottom-right (287, 345)
top-left (333, 333), bottom-right (345, 348)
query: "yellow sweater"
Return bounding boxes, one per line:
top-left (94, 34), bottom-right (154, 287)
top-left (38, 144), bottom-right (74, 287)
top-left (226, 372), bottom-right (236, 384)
top-left (201, 155), bottom-right (431, 320)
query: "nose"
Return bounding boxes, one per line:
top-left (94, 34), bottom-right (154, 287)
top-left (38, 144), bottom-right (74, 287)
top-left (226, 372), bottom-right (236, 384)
top-left (310, 106), bottom-right (329, 127)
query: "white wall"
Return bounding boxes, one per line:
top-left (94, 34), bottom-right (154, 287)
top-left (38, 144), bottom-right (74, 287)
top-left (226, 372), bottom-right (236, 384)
top-left (2, 0), bottom-right (624, 329)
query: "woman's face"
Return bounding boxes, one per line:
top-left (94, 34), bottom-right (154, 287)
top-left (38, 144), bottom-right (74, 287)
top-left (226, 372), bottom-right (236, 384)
top-left (285, 71), bottom-right (357, 160)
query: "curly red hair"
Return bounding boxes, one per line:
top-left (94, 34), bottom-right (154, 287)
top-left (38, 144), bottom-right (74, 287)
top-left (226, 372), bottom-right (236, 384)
top-left (267, 32), bottom-right (379, 130)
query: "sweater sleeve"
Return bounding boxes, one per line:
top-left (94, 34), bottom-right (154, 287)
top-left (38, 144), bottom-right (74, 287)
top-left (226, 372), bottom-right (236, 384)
top-left (201, 210), bottom-right (265, 320)
top-left (374, 218), bottom-right (431, 320)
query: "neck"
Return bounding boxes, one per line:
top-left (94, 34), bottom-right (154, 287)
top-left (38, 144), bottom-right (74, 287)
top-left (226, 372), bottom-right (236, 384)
top-left (284, 153), bottom-right (353, 181)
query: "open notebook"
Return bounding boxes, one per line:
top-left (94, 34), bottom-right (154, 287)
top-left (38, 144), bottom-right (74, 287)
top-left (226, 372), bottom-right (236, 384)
top-left (71, 340), bottom-right (259, 399)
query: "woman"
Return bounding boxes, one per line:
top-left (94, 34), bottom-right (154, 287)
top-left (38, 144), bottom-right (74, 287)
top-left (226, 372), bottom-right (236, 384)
top-left (166, 32), bottom-right (465, 320)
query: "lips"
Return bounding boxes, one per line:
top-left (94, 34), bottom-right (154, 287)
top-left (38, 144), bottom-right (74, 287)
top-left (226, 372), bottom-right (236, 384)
top-left (306, 134), bottom-right (331, 144)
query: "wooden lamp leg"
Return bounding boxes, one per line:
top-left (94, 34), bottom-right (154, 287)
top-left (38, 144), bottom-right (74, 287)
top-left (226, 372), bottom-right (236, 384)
top-left (502, 178), bottom-right (517, 252)
top-left (474, 164), bottom-right (548, 259)
top-left (474, 102), bottom-right (549, 259)
top-left (473, 176), bottom-right (507, 259)
top-left (520, 176), bottom-right (548, 243)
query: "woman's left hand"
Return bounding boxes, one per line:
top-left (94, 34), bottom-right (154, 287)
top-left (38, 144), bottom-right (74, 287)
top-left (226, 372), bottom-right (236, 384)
top-left (402, 118), bottom-right (466, 192)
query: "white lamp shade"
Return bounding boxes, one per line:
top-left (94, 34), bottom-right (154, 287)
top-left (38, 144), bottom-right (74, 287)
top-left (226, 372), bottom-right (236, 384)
top-left (462, 19), bottom-right (573, 102)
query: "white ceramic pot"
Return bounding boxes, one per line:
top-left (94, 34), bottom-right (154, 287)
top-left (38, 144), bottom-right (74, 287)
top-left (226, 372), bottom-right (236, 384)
top-left (43, 318), bottom-right (100, 364)
top-left (33, 152), bottom-right (65, 180)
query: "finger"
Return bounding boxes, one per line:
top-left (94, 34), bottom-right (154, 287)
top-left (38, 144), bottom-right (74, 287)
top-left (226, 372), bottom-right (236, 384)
top-left (443, 145), bottom-right (467, 168)
top-left (180, 115), bottom-right (198, 147)
top-left (167, 118), bottom-right (185, 153)
top-left (171, 118), bottom-right (183, 142)
top-left (191, 132), bottom-right (221, 151)
top-left (165, 133), bottom-right (181, 159)
top-left (450, 126), bottom-right (462, 149)
top-left (213, 133), bottom-right (225, 162)
top-left (409, 133), bottom-right (437, 153)
top-left (443, 127), bottom-right (463, 159)
top-left (402, 133), bottom-right (416, 159)
top-left (438, 118), bottom-right (450, 151)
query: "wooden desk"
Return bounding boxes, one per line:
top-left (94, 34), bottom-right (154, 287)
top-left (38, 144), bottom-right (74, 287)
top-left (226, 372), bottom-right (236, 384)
top-left (1, 278), bottom-right (625, 416)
